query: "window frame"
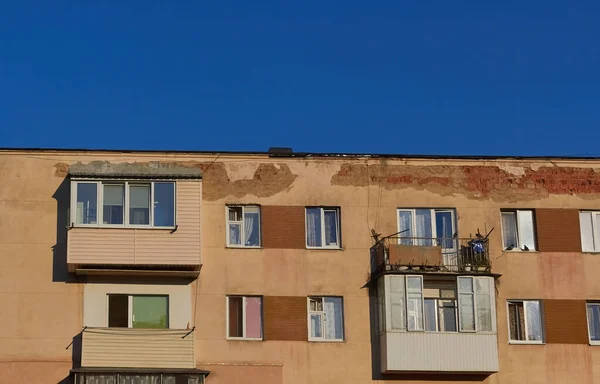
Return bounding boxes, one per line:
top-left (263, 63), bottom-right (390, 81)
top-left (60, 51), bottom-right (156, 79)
top-left (71, 180), bottom-right (177, 229)
top-left (580, 211), bottom-right (600, 253)
top-left (500, 209), bottom-right (537, 251)
top-left (106, 294), bottom-right (170, 329)
top-left (305, 207), bottom-right (341, 249)
top-left (396, 208), bottom-right (457, 249)
top-left (225, 205), bottom-right (262, 248)
top-left (506, 299), bottom-right (544, 344)
top-left (225, 295), bottom-right (264, 341)
top-left (307, 296), bottom-right (345, 342)
top-left (586, 302), bottom-right (600, 345)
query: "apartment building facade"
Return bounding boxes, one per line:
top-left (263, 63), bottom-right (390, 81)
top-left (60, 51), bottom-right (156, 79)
top-left (1, 148), bottom-right (600, 383)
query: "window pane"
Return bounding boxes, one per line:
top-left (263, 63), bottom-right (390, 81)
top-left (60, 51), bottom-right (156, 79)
top-left (459, 294), bottom-right (475, 331)
top-left (439, 300), bottom-right (457, 332)
top-left (435, 210), bottom-right (454, 249)
top-left (244, 207), bottom-right (260, 246)
top-left (415, 209), bottom-right (433, 246)
top-left (228, 206), bottom-right (242, 221)
top-left (525, 301), bottom-right (543, 341)
top-left (476, 293), bottom-right (492, 332)
top-left (306, 208), bottom-right (322, 247)
top-left (407, 293), bottom-right (423, 331)
top-left (475, 278), bottom-right (490, 294)
top-left (424, 299), bottom-right (437, 331)
top-left (501, 212), bottom-right (518, 249)
top-left (132, 296), bottom-right (168, 329)
top-left (517, 210), bottom-right (536, 251)
top-left (580, 212), bottom-right (595, 252)
top-left (458, 277), bottom-right (473, 293)
top-left (103, 184), bottom-right (124, 224)
top-left (587, 304), bottom-right (600, 341)
top-left (398, 211), bottom-right (413, 245)
top-left (108, 294), bottom-right (129, 328)
top-left (118, 374), bottom-right (160, 384)
top-left (310, 313), bottom-right (323, 338)
top-left (83, 374), bottom-right (117, 384)
top-left (310, 297), bottom-right (323, 312)
top-left (154, 182), bottom-right (175, 227)
top-left (324, 210), bottom-right (339, 246)
top-left (245, 297), bottom-right (262, 339)
top-left (228, 297), bottom-right (243, 337)
top-left (508, 302), bottom-right (525, 340)
top-left (324, 297), bottom-right (344, 340)
top-left (129, 184), bottom-right (150, 225)
top-left (390, 276), bottom-right (405, 330)
top-left (406, 276), bottom-right (422, 291)
top-left (229, 223), bottom-right (242, 245)
top-left (76, 183), bottom-right (97, 224)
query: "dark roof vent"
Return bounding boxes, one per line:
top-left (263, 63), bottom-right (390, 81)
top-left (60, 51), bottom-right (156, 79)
top-left (268, 147), bottom-right (293, 156)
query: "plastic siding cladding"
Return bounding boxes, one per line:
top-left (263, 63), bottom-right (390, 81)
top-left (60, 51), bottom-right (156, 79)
top-left (535, 209), bottom-right (582, 252)
top-left (81, 328), bottom-right (195, 369)
top-left (261, 206), bottom-right (306, 249)
top-left (383, 332), bottom-right (499, 373)
top-left (544, 300), bottom-right (589, 344)
top-left (67, 181), bottom-right (201, 266)
top-left (263, 296), bottom-right (308, 341)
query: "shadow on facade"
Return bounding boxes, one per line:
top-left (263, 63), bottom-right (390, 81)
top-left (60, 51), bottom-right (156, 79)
top-left (52, 178), bottom-right (77, 283)
top-left (57, 331), bottom-right (81, 384)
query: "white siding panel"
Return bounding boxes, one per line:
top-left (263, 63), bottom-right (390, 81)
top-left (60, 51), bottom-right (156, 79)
top-left (384, 332), bottom-right (499, 373)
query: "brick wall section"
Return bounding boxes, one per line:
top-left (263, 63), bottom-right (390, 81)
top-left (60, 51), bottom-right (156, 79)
top-left (263, 296), bottom-right (308, 341)
top-left (262, 206), bottom-right (306, 249)
top-left (535, 209), bottom-right (582, 252)
top-left (544, 300), bottom-right (589, 344)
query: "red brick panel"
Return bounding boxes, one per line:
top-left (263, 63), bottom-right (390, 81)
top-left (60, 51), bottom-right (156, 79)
top-left (263, 296), bottom-right (308, 341)
top-left (535, 209), bottom-right (582, 252)
top-left (262, 206), bottom-right (306, 249)
top-left (544, 300), bottom-right (589, 344)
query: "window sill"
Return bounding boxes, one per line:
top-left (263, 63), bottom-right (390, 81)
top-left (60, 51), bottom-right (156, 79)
top-left (589, 340), bottom-right (600, 346)
top-left (305, 246), bottom-right (343, 251)
top-left (308, 339), bottom-right (345, 343)
top-left (508, 340), bottom-right (545, 345)
top-left (226, 245), bottom-right (263, 249)
top-left (226, 337), bottom-right (263, 342)
top-left (71, 225), bottom-right (177, 230)
top-left (503, 249), bottom-right (539, 253)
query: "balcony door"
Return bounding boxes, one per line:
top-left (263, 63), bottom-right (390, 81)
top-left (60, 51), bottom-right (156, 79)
top-left (398, 208), bottom-right (457, 266)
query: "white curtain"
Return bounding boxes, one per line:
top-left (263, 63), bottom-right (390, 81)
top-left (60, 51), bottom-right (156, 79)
top-left (244, 213), bottom-right (255, 246)
top-left (501, 212), bottom-right (518, 249)
top-left (323, 210), bottom-right (338, 246)
top-left (324, 297), bottom-right (343, 340)
top-left (306, 208), bottom-right (321, 247)
top-left (415, 209), bottom-right (432, 246)
top-left (525, 301), bottom-right (542, 341)
top-left (398, 211), bottom-right (412, 245)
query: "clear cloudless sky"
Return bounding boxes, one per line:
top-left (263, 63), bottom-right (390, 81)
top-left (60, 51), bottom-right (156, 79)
top-left (1, 1), bottom-right (599, 156)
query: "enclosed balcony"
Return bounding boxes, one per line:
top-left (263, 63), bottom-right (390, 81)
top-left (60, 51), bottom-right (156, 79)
top-left (66, 162), bottom-right (202, 277)
top-left (371, 235), bottom-right (492, 277)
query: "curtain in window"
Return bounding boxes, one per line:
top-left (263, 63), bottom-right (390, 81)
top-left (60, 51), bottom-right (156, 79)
top-left (310, 313), bottom-right (323, 338)
top-left (229, 223), bottom-right (241, 245)
top-left (324, 297), bottom-right (343, 340)
top-left (415, 209), bottom-right (432, 246)
top-left (306, 208), bottom-right (322, 247)
top-left (324, 210), bottom-right (338, 246)
top-left (245, 297), bottom-right (262, 338)
top-left (228, 297), bottom-right (243, 337)
top-left (580, 212), bottom-right (595, 252)
top-left (501, 213), bottom-right (518, 249)
top-left (398, 211), bottom-right (412, 245)
top-left (118, 375), bottom-right (160, 384)
top-left (588, 304), bottom-right (600, 341)
top-left (244, 208), bottom-right (260, 246)
top-left (435, 210), bottom-right (454, 249)
top-left (525, 301), bottom-right (542, 341)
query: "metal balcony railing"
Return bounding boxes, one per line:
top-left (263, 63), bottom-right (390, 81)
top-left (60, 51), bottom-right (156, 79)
top-left (370, 236), bottom-right (491, 276)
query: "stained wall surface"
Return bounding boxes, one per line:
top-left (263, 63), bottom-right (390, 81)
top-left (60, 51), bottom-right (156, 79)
top-left (1, 150), bottom-right (600, 383)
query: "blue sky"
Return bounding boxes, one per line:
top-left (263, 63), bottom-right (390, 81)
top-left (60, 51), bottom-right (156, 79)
top-left (1, 2), bottom-right (599, 156)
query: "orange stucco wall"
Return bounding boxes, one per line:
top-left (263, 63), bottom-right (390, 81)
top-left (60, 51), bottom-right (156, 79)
top-left (2, 150), bottom-right (600, 383)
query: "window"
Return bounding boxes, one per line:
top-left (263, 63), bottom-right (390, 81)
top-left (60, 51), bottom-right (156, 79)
top-left (72, 181), bottom-right (176, 228)
top-left (507, 300), bottom-right (543, 343)
top-left (108, 294), bottom-right (169, 329)
top-left (587, 302), bottom-right (600, 344)
top-left (308, 297), bottom-right (344, 341)
top-left (306, 207), bottom-right (340, 248)
top-left (501, 210), bottom-right (536, 251)
top-left (580, 211), bottom-right (600, 252)
top-left (226, 205), bottom-right (261, 247)
top-left (397, 208), bottom-right (456, 247)
top-left (227, 296), bottom-right (263, 340)
top-left (385, 275), bottom-right (494, 333)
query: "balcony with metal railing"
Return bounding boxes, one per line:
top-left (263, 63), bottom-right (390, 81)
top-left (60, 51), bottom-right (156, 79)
top-left (370, 235), bottom-right (492, 278)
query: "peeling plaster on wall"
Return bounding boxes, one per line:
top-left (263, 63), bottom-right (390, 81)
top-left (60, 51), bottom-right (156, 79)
top-left (224, 162), bottom-right (262, 182)
top-left (498, 164), bottom-right (526, 176)
top-left (56, 161), bottom-right (298, 201)
top-left (331, 162), bottom-right (600, 202)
